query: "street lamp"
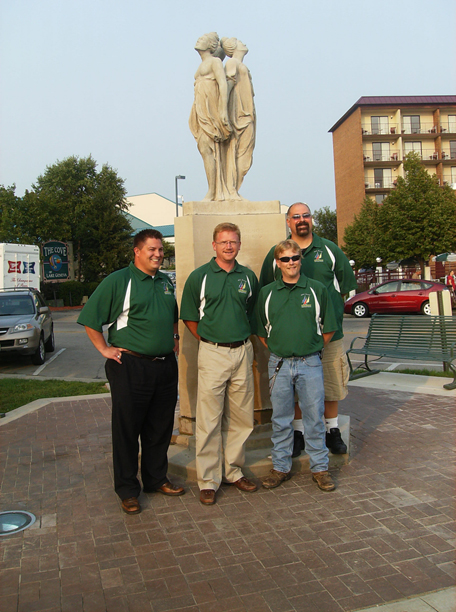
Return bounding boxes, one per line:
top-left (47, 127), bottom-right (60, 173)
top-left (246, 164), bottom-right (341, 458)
top-left (175, 175), bottom-right (185, 217)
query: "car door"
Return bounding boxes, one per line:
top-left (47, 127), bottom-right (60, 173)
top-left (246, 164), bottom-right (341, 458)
top-left (367, 281), bottom-right (400, 313)
top-left (398, 280), bottom-right (428, 312)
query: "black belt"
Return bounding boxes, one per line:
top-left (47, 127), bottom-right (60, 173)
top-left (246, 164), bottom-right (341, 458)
top-left (200, 337), bottom-right (249, 349)
top-left (122, 350), bottom-right (172, 361)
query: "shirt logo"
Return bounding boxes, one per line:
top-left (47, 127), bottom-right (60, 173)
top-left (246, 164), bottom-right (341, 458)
top-left (238, 279), bottom-right (248, 294)
top-left (163, 282), bottom-right (173, 295)
top-left (301, 294), bottom-right (311, 308)
top-left (314, 250), bottom-right (323, 262)
top-left (8, 261), bottom-right (21, 273)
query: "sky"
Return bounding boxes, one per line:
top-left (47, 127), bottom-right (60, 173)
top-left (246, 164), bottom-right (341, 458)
top-left (1, 0), bottom-right (455, 212)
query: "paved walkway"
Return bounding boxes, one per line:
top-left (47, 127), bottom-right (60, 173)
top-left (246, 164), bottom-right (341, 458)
top-left (0, 373), bottom-right (454, 612)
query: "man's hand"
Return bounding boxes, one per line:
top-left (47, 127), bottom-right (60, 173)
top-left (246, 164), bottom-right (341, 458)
top-left (84, 326), bottom-right (125, 364)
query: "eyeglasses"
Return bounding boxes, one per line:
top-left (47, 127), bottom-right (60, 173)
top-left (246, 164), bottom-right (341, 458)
top-left (289, 213), bottom-right (311, 220)
top-left (215, 241), bottom-right (240, 246)
top-left (278, 255), bottom-right (301, 263)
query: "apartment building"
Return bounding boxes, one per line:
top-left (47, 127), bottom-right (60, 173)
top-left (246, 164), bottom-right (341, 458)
top-left (329, 96), bottom-right (456, 243)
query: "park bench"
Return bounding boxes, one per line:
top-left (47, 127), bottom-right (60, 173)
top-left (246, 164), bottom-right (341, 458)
top-left (346, 314), bottom-right (456, 390)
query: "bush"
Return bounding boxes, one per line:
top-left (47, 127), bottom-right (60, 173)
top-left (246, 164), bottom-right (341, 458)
top-left (41, 280), bottom-right (100, 306)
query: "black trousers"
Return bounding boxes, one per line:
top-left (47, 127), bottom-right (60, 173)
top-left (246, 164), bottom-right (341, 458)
top-left (105, 352), bottom-right (178, 500)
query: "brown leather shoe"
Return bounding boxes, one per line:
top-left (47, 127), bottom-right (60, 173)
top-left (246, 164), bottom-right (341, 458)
top-left (200, 489), bottom-right (216, 505)
top-left (156, 481), bottom-right (185, 496)
top-left (121, 497), bottom-right (141, 514)
top-left (232, 476), bottom-right (257, 492)
top-left (312, 471), bottom-right (336, 492)
top-left (262, 469), bottom-right (292, 489)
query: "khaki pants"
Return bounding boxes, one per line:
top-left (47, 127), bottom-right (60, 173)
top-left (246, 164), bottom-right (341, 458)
top-left (196, 340), bottom-right (254, 491)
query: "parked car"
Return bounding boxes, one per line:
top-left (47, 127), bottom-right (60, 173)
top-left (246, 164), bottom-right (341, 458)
top-left (344, 279), bottom-right (450, 318)
top-left (356, 266), bottom-right (376, 285)
top-left (0, 288), bottom-right (54, 364)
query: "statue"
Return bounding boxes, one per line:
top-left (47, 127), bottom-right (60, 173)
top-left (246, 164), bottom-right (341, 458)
top-left (189, 33), bottom-right (256, 201)
top-left (221, 37), bottom-right (256, 198)
top-left (189, 33), bottom-right (232, 201)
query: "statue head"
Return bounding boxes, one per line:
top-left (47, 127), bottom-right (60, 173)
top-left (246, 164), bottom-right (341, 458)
top-left (195, 32), bottom-right (220, 54)
top-left (221, 37), bottom-right (248, 57)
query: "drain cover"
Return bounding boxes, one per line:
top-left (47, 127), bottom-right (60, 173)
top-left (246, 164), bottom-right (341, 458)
top-left (0, 511), bottom-right (36, 536)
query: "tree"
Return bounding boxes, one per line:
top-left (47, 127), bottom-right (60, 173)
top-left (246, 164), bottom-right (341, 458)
top-left (343, 152), bottom-right (456, 273)
top-left (312, 206), bottom-right (338, 243)
top-left (342, 197), bottom-right (381, 266)
top-left (2, 156), bottom-right (133, 281)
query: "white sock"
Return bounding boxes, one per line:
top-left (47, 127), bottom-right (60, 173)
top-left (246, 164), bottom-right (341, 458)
top-left (325, 417), bottom-right (338, 433)
top-left (293, 419), bottom-right (304, 434)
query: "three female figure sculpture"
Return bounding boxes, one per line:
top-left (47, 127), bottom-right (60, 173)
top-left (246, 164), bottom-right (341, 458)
top-left (189, 33), bottom-right (256, 201)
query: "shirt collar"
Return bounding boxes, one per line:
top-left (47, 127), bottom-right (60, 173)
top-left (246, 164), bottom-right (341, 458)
top-left (209, 257), bottom-right (242, 273)
top-left (277, 273), bottom-right (309, 290)
top-left (129, 261), bottom-right (166, 281)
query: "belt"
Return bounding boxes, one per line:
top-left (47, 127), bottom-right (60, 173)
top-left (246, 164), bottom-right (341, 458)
top-left (122, 349), bottom-right (171, 361)
top-left (200, 337), bottom-right (249, 349)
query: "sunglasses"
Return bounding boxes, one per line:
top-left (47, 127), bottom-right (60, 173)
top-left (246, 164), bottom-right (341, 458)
top-left (278, 255), bottom-right (301, 263)
top-left (289, 213), bottom-right (311, 220)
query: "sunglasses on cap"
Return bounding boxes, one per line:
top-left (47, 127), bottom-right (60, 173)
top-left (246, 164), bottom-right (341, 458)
top-left (278, 255), bottom-right (301, 263)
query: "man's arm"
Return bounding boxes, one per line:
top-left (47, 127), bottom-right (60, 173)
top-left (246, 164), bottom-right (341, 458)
top-left (173, 322), bottom-right (180, 355)
top-left (322, 331), bottom-right (335, 347)
top-left (258, 336), bottom-right (268, 349)
top-left (183, 320), bottom-right (200, 341)
top-left (84, 326), bottom-right (124, 364)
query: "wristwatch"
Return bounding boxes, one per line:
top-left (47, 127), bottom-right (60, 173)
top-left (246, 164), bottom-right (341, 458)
top-left (173, 334), bottom-right (180, 340)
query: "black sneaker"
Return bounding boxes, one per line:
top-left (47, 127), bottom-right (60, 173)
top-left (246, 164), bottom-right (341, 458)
top-left (326, 428), bottom-right (347, 454)
top-left (292, 431), bottom-right (305, 458)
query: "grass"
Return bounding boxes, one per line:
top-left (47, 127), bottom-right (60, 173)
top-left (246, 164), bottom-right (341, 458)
top-left (0, 378), bottom-right (109, 414)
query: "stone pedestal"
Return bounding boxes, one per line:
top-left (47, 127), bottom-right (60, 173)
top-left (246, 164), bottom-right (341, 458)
top-left (174, 200), bottom-right (287, 435)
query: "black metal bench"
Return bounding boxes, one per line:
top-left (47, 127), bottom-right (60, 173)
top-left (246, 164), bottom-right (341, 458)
top-left (346, 314), bottom-right (456, 390)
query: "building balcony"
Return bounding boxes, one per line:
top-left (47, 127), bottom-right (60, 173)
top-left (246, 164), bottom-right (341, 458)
top-left (361, 124), bottom-right (399, 136)
top-left (364, 180), bottom-right (396, 191)
top-left (438, 122), bottom-right (456, 134)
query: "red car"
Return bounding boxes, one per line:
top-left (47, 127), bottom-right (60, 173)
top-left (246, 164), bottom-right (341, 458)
top-left (344, 279), bottom-right (450, 318)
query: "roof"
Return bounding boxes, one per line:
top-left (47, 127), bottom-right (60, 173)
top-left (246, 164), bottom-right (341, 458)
top-left (329, 95), bottom-right (456, 132)
top-left (124, 213), bottom-right (175, 238)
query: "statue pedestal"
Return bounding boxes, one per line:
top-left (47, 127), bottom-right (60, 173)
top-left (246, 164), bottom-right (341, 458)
top-left (175, 200), bottom-right (286, 435)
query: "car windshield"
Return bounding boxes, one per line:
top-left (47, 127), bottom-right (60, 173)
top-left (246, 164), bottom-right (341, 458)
top-left (0, 296), bottom-right (35, 316)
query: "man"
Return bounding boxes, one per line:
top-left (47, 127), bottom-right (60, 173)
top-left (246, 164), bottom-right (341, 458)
top-left (181, 222), bottom-right (259, 505)
top-left (77, 229), bottom-right (184, 515)
top-left (260, 203), bottom-right (357, 455)
top-left (256, 240), bottom-right (338, 490)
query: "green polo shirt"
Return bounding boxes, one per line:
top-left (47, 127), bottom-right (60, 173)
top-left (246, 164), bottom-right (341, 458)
top-left (259, 234), bottom-right (357, 342)
top-left (77, 262), bottom-right (178, 356)
top-left (255, 275), bottom-right (337, 358)
top-left (180, 258), bottom-right (259, 343)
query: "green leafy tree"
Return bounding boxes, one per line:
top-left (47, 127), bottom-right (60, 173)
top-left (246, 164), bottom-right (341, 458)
top-left (343, 152), bottom-right (456, 273)
top-left (342, 197), bottom-right (382, 266)
top-left (377, 152), bottom-right (456, 275)
top-left (312, 206), bottom-right (337, 243)
top-left (2, 156), bottom-right (133, 281)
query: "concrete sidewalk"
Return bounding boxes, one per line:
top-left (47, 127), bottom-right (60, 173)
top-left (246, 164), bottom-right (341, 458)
top-left (0, 373), bottom-right (454, 611)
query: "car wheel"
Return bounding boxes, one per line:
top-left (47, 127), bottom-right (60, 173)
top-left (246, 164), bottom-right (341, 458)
top-left (44, 327), bottom-right (55, 352)
top-left (31, 336), bottom-right (46, 365)
top-left (421, 300), bottom-right (431, 316)
top-left (352, 302), bottom-right (369, 318)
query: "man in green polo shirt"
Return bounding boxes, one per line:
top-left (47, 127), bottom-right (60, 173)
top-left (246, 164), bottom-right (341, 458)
top-left (259, 202), bottom-right (357, 456)
top-left (78, 229), bottom-right (184, 515)
top-left (256, 239), bottom-right (338, 491)
top-left (181, 222), bottom-right (259, 506)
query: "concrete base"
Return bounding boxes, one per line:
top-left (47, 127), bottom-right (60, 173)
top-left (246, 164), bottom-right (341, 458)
top-left (167, 415), bottom-right (350, 481)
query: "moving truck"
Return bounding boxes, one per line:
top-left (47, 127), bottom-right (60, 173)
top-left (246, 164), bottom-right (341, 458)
top-left (0, 243), bottom-right (41, 289)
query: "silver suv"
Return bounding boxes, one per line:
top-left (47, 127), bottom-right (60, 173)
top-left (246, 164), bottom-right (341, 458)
top-left (0, 288), bottom-right (54, 365)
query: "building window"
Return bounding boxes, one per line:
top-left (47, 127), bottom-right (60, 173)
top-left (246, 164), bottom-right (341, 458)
top-left (375, 194), bottom-right (386, 204)
top-left (374, 168), bottom-right (392, 189)
top-left (402, 115), bottom-right (421, 134)
top-left (450, 141), bottom-right (456, 159)
top-left (404, 141), bottom-right (422, 158)
top-left (371, 116), bottom-right (388, 135)
top-left (372, 142), bottom-right (390, 161)
top-left (449, 115), bottom-right (456, 133)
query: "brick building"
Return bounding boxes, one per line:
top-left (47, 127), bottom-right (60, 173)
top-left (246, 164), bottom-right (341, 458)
top-left (329, 96), bottom-right (456, 244)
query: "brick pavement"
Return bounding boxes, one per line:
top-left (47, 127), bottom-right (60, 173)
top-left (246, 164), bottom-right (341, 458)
top-left (0, 385), bottom-right (454, 612)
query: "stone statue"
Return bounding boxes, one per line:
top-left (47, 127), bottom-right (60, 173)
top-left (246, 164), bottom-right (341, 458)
top-left (221, 37), bottom-right (256, 198)
top-left (189, 33), bottom-right (256, 201)
top-left (189, 33), bottom-right (232, 201)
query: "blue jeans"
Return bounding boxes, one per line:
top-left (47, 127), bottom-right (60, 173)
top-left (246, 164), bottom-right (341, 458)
top-left (268, 352), bottom-right (329, 474)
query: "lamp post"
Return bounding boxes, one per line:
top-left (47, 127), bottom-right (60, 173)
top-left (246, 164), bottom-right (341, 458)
top-left (175, 175), bottom-right (185, 217)
top-left (376, 257), bottom-right (382, 283)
